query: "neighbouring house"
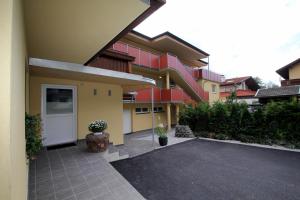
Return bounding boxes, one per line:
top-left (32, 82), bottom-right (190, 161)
top-left (88, 30), bottom-right (211, 132)
top-left (0, 0), bottom-right (165, 199)
top-left (193, 69), bottom-right (223, 105)
top-left (255, 58), bottom-right (300, 103)
top-left (220, 76), bottom-right (260, 105)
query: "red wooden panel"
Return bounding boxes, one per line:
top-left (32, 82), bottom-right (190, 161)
top-left (135, 87), bottom-right (161, 102)
top-left (150, 54), bottom-right (160, 69)
top-left (161, 89), bottom-right (171, 101)
top-left (171, 89), bottom-right (184, 101)
top-left (140, 50), bottom-right (150, 67)
top-left (113, 42), bottom-right (127, 53)
top-left (127, 46), bottom-right (139, 65)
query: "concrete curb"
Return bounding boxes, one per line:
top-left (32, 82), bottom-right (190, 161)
top-left (198, 137), bottom-right (300, 153)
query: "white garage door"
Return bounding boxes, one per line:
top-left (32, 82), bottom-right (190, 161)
top-left (123, 109), bottom-right (132, 134)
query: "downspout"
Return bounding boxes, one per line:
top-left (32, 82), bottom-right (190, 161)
top-left (151, 86), bottom-right (155, 148)
top-left (201, 56), bottom-right (210, 102)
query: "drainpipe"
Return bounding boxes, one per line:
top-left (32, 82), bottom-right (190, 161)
top-left (208, 56), bottom-right (210, 81)
top-left (151, 87), bottom-right (155, 148)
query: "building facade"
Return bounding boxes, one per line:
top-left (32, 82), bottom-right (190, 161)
top-left (220, 76), bottom-right (260, 105)
top-left (0, 0), bottom-right (165, 199)
top-left (89, 31), bottom-right (224, 133)
top-left (256, 58), bottom-right (300, 103)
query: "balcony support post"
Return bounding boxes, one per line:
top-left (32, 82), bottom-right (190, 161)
top-left (151, 87), bottom-right (155, 148)
top-left (166, 71), bottom-right (170, 90)
top-left (167, 103), bottom-right (171, 131)
top-left (176, 104), bottom-right (180, 124)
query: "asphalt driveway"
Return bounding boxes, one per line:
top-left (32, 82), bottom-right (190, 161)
top-left (111, 139), bottom-right (300, 200)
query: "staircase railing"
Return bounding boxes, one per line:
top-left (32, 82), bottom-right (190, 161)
top-left (113, 42), bottom-right (209, 101)
top-left (160, 54), bottom-right (209, 101)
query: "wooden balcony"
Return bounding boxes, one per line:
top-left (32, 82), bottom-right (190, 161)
top-left (281, 79), bottom-right (300, 86)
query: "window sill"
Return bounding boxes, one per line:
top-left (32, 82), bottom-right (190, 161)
top-left (136, 112), bottom-right (150, 115)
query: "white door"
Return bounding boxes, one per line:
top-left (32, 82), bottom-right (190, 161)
top-left (42, 85), bottom-right (77, 146)
top-left (123, 109), bottom-right (132, 134)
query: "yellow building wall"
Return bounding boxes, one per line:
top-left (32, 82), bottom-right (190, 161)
top-left (30, 76), bottom-right (124, 145)
top-left (289, 63), bottom-right (300, 79)
top-left (198, 79), bottom-right (220, 105)
top-left (0, 0), bottom-right (28, 199)
top-left (124, 104), bottom-right (168, 132)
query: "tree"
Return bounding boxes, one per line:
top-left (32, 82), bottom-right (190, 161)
top-left (266, 81), bottom-right (279, 88)
top-left (226, 91), bottom-right (237, 104)
top-left (253, 77), bottom-right (266, 89)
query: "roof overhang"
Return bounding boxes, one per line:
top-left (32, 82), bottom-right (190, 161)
top-left (255, 85), bottom-right (300, 98)
top-left (276, 58), bottom-right (300, 80)
top-left (24, 0), bottom-right (165, 64)
top-left (124, 31), bottom-right (209, 67)
top-left (29, 58), bottom-right (156, 87)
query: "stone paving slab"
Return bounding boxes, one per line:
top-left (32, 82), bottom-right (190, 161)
top-left (29, 145), bottom-right (145, 200)
top-left (117, 128), bottom-right (194, 157)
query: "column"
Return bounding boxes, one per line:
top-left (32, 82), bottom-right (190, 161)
top-left (166, 71), bottom-right (170, 89)
top-left (176, 104), bottom-right (180, 124)
top-left (166, 71), bottom-right (171, 130)
top-left (167, 103), bottom-right (171, 131)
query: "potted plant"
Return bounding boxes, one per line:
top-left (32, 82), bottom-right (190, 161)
top-left (88, 120), bottom-right (107, 135)
top-left (25, 113), bottom-right (43, 160)
top-left (86, 120), bottom-right (109, 152)
top-left (155, 123), bottom-right (168, 146)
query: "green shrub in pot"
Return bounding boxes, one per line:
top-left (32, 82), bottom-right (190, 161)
top-left (155, 123), bottom-right (168, 146)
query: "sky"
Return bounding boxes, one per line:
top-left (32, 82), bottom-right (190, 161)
top-left (135, 0), bottom-right (300, 84)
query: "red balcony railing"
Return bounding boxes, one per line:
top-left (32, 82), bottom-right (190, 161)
top-left (134, 87), bottom-right (161, 102)
top-left (112, 42), bottom-right (160, 69)
top-left (113, 42), bottom-right (209, 102)
top-left (128, 87), bottom-right (194, 103)
top-left (193, 69), bottom-right (223, 83)
top-left (161, 88), bottom-right (184, 102)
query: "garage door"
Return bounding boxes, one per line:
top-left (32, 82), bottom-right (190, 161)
top-left (123, 109), bottom-right (132, 134)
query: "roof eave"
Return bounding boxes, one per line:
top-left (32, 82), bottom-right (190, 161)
top-left (85, 0), bottom-right (166, 65)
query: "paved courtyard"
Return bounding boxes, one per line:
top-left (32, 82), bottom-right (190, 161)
top-left (28, 144), bottom-right (144, 200)
top-left (112, 139), bottom-right (300, 200)
top-left (116, 128), bottom-right (194, 157)
top-left (28, 129), bottom-right (191, 200)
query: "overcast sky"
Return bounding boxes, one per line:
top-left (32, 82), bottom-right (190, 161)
top-left (135, 0), bottom-right (300, 84)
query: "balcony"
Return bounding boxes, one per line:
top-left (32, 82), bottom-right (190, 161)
top-left (193, 69), bottom-right (223, 83)
top-left (113, 42), bottom-right (209, 102)
top-left (123, 87), bottom-right (195, 104)
top-left (281, 79), bottom-right (300, 86)
top-left (112, 42), bottom-right (160, 69)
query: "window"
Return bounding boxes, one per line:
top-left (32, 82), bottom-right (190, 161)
top-left (135, 107), bottom-right (150, 114)
top-left (46, 88), bottom-right (73, 114)
top-left (212, 84), bottom-right (217, 93)
top-left (142, 107), bottom-right (149, 112)
top-left (153, 106), bottom-right (164, 113)
top-left (170, 79), bottom-right (176, 88)
top-left (156, 80), bottom-right (163, 88)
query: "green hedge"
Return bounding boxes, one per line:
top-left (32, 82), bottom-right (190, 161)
top-left (179, 100), bottom-right (300, 148)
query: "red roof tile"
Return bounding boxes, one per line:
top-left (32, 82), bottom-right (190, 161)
top-left (220, 90), bottom-right (257, 98)
top-left (221, 76), bottom-right (251, 86)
